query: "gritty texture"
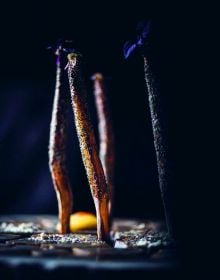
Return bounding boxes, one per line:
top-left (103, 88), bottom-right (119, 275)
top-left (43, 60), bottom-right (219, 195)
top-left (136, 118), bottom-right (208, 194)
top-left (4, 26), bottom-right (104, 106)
top-left (144, 57), bottom-right (174, 237)
top-left (0, 220), bottom-right (174, 254)
top-left (0, 222), bottom-right (41, 233)
top-left (28, 232), bottom-right (106, 246)
top-left (113, 229), bottom-right (172, 249)
top-left (92, 73), bottom-right (115, 214)
top-left (0, 217), bottom-right (177, 267)
top-left (49, 49), bottom-right (73, 234)
top-left (67, 54), bottom-right (110, 241)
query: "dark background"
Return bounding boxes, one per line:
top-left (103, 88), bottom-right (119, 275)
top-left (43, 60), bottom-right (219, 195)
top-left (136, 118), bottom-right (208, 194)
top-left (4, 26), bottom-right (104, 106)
top-left (0, 1), bottom-right (190, 235)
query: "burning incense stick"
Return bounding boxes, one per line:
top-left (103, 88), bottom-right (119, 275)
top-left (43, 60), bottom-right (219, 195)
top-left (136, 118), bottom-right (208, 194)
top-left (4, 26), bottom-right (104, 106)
top-left (49, 44), bottom-right (73, 234)
top-left (123, 21), bottom-right (174, 237)
top-left (67, 53), bottom-right (110, 241)
top-left (91, 73), bottom-right (115, 215)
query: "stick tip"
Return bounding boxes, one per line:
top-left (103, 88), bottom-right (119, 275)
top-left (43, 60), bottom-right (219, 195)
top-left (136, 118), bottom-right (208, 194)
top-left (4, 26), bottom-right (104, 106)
top-left (91, 73), bottom-right (104, 81)
top-left (67, 52), bottom-right (82, 62)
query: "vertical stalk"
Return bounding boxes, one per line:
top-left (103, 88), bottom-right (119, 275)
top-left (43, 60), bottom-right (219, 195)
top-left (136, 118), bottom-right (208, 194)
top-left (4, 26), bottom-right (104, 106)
top-left (49, 47), bottom-right (73, 233)
top-left (92, 73), bottom-right (115, 216)
top-left (144, 56), bottom-right (174, 237)
top-left (67, 53), bottom-right (110, 241)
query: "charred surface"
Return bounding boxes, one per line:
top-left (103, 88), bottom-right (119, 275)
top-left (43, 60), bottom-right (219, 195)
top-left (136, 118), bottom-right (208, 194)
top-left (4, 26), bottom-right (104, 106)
top-left (144, 57), bottom-right (175, 238)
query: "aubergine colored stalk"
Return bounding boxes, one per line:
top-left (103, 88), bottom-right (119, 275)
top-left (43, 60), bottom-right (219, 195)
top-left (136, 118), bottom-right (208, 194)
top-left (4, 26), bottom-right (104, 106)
top-left (143, 56), bottom-right (174, 237)
top-left (91, 73), bottom-right (115, 216)
top-left (49, 46), bottom-right (73, 234)
top-left (67, 53), bottom-right (110, 241)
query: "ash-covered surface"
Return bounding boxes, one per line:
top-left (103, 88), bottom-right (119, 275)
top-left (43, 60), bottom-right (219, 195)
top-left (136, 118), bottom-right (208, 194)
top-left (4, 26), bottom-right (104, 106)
top-left (113, 230), bottom-right (172, 249)
top-left (111, 219), bottom-right (173, 250)
top-left (0, 222), bottom-right (42, 233)
top-left (0, 215), bottom-right (178, 275)
top-left (28, 232), bottom-right (106, 246)
top-left (0, 215), bottom-right (57, 234)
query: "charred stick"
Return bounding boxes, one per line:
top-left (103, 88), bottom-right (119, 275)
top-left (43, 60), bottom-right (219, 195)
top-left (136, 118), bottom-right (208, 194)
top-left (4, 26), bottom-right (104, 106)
top-left (123, 20), bottom-right (174, 238)
top-left (49, 46), bottom-right (73, 234)
top-left (67, 53), bottom-right (110, 241)
top-left (91, 73), bottom-right (115, 215)
top-left (143, 57), bottom-right (174, 237)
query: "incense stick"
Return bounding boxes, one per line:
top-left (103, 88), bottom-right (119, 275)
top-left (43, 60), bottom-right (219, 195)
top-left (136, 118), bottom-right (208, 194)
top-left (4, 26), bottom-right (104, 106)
top-left (123, 20), bottom-right (174, 237)
top-left (67, 53), bottom-right (110, 241)
top-left (91, 73), bottom-right (115, 215)
top-left (49, 45), bottom-right (73, 234)
top-left (143, 56), bottom-right (174, 237)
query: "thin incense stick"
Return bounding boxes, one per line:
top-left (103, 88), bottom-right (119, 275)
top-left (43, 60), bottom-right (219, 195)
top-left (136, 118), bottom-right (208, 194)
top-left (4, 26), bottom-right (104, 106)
top-left (49, 45), bottom-right (73, 234)
top-left (123, 20), bottom-right (174, 237)
top-left (67, 53), bottom-right (110, 241)
top-left (91, 73), bottom-right (115, 215)
top-left (143, 56), bottom-right (174, 237)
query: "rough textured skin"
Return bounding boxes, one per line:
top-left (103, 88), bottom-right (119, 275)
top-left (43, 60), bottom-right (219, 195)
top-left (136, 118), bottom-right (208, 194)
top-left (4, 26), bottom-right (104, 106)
top-left (49, 50), bottom-right (73, 234)
top-left (92, 73), bottom-right (115, 215)
top-left (67, 54), bottom-right (110, 241)
top-left (143, 57), bottom-right (174, 238)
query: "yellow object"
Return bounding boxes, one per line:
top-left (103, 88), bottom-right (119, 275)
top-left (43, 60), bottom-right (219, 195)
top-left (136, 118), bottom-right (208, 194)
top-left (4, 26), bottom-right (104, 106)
top-left (70, 212), bottom-right (97, 232)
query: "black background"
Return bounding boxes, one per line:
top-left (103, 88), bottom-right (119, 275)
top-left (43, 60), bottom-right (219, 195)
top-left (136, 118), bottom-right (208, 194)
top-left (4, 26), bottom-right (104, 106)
top-left (0, 0), bottom-right (199, 249)
top-left (0, 1), bottom-right (214, 275)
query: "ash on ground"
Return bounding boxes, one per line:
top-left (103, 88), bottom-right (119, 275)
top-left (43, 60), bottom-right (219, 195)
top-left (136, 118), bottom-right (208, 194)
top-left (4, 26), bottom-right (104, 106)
top-left (0, 222), bottom-right (42, 234)
top-left (28, 232), bottom-right (106, 247)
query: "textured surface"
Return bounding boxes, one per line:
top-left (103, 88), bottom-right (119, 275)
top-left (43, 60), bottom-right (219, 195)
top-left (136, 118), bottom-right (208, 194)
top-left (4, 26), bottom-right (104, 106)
top-left (92, 74), bottom-right (115, 214)
top-left (0, 216), bottom-right (178, 278)
top-left (67, 54), bottom-right (110, 240)
top-left (144, 57), bottom-right (175, 237)
top-left (49, 49), bottom-right (73, 234)
top-left (0, 216), bottom-right (175, 252)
